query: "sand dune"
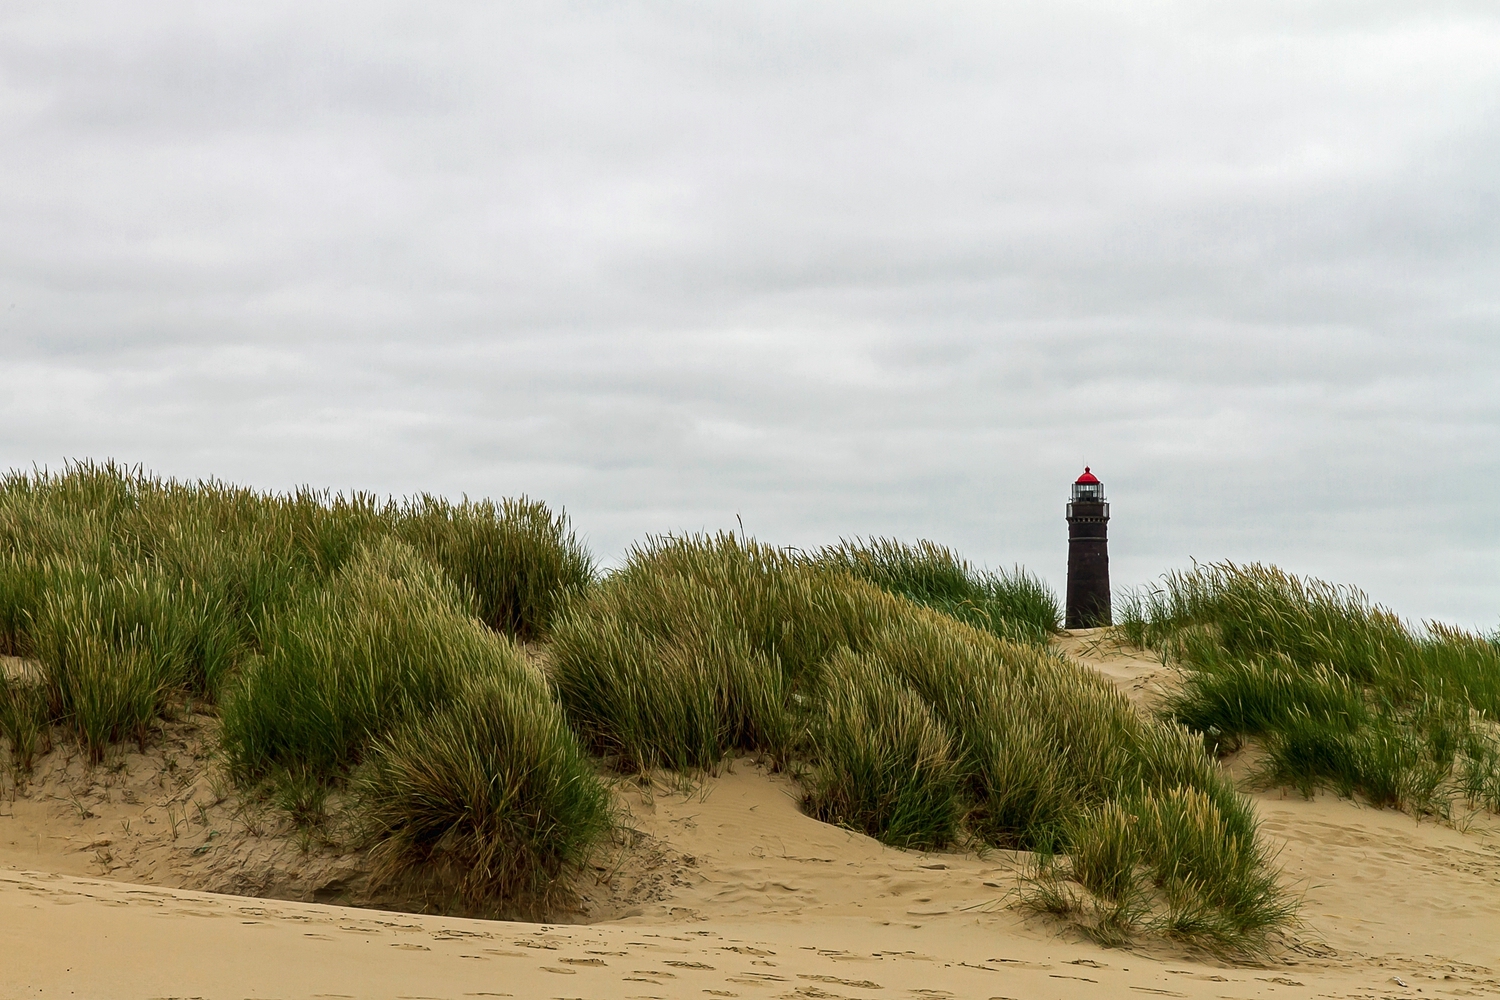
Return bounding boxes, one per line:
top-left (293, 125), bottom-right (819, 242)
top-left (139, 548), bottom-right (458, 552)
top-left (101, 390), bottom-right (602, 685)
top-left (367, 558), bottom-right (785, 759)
top-left (4, 635), bottom-right (1500, 998)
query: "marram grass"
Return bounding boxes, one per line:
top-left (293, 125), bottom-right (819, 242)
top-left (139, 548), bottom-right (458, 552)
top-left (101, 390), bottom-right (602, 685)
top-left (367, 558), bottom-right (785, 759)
top-left (0, 463), bottom-right (1296, 944)
top-left (219, 536), bottom-right (485, 780)
top-left (1122, 561), bottom-right (1500, 818)
top-left (550, 533), bottom-right (874, 771)
top-left (0, 673), bottom-right (48, 777)
top-left (553, 532), bottom-right (1291, 946)
top-left (357, 662), bottom-right (613, 908)
top-left (0, 462), bottom-right (604, 907)
top-left (803, 647), bottom-right (962, 850)
top-left (396, 494), bottom-right (593, 639)
top-left (815, 537), bottom-right (1061, 644)
top-left (1027, 785), bottom-right (1292, 953)
top-left (0, 462), bottom-right (590, 734)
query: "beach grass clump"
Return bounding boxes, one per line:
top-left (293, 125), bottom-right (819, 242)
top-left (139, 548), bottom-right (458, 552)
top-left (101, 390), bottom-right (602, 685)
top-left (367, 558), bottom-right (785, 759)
top-left (0, 552), bottom-right (48, 658)
top-left (1121, 561), bottom-right (1500, 815)
top-left (396, 495), bottom-right (593, 640)
top-left (215, 533), bottom-right (615, 904)
top-left (550, 533), bottom-right (883, 771)
top-left (1255, 697), bottom-right (1478, 813)
top-left (0, 673), bottom-right (49, 776)
top-left (816, 537), bottom-right (1060, 644)
top-left (859, 613), bottom-right (1259, 852)
top-left (854, 612), bottom-right (1120, 847)
top-left (0, 474), bottom-right (113, 656)
top-left (1118, 562), bottom-right (1404, 684)
top-left (802, 646), bottom-right (962, 849)
top-left (1414, 623), bottom-right (1500, 718)
top-left (357, 662), bottom-right (613, 908)
top-left (1456, 727), bottom-right (1500, 813)
top-left (220, 535), bottom-right (613, 904)
top-left (219, 536), bottom-right (491, 781)
top-left (26, 564), bottom-right (240, 759)
top-left (0, 462), bottom-right (591, 744)
top-left (1028, 785), bottom-right (1291, 952)
top-left (1164, 652), bottom-right (1371, 755)
top-left (0, 462), bottom-right (373, 697)
top-left (1135, 785), bottom-right (1290, 943)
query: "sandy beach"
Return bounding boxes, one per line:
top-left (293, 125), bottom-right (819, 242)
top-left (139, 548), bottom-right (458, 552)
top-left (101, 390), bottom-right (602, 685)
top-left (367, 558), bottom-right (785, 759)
top-left (4, 634), bottom-right (1499, 999)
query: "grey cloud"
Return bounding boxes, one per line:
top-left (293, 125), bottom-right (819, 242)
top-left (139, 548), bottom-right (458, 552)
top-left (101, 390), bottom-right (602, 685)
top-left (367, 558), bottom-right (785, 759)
top-left (1, 2), bottom-right (1497, 627)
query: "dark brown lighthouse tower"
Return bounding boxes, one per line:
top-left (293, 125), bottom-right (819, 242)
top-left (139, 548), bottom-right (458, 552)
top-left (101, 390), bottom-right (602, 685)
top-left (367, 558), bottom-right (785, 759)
top-left (1065, 467), bottom-right (1111, 628)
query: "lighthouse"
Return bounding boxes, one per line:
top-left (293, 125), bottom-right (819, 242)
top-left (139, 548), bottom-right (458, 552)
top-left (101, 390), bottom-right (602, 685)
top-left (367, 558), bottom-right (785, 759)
top-left (1065, 467), bottom-right (1111, 628)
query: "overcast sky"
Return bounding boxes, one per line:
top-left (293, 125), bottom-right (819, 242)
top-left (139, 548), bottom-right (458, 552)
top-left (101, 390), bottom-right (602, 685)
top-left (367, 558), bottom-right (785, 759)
top-left (2, 2), bottom-right (1497, 628)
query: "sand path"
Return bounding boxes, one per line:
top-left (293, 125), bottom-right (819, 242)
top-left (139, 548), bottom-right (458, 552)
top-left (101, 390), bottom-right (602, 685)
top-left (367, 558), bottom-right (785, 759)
top-left (3, 635), bottom-right (1500, 998)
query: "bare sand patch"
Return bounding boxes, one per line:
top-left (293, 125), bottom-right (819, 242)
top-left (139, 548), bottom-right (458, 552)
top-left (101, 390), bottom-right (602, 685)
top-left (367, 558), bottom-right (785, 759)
top-left (0, 655), bottom-right (40, 684)
top-left (0, 708), bottom-right (371, 904)
top-left (1055, 626), bottom-right (1180, 712)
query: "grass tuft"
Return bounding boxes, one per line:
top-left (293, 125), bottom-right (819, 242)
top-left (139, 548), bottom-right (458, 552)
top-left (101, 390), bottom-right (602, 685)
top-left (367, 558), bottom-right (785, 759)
top-left (803, 647), bottom-right (962, 849)
top-left (1122, 561), bottom-right (1500, 817)
top-left (1026, 786), bottom-right (1293, 953)
top-left (220, 537), bottom-right (490, 780)
top-left (0, 673), bottom-right (49, 777)
top-left (357, 660), bottom-right (613, 908)
top-left (551, 533), bottom-right (860, 771)
top-left (816, 537), bottom-right (1060, 643)
top-left (396, 495), bottom-right (593, 639)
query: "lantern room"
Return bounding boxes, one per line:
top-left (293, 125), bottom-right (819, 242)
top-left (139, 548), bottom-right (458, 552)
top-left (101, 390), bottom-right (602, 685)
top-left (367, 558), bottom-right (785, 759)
top-left (1071, 467), bottom-right (1105, 502)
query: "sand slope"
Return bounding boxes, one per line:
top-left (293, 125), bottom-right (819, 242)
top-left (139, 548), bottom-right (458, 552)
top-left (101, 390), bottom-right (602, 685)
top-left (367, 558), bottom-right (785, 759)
top-left (0, 711), bottom-right (378, 906)
top-left (4, 635), bottom-right (1500, 998)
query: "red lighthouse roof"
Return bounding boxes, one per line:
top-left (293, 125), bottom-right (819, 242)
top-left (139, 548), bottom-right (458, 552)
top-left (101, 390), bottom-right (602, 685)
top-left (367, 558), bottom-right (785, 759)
top-left (1075, 467), bottom-right (1100, 485)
